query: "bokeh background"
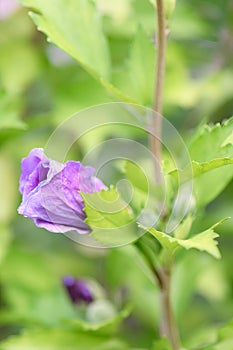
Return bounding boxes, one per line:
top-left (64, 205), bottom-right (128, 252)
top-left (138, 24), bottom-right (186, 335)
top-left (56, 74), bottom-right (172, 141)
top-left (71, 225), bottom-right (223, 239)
top-left (0, 0), bottom-right (232, 349)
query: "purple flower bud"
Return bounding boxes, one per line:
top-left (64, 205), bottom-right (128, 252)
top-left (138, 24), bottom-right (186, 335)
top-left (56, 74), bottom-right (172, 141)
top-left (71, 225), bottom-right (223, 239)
top-left (63, 276), bottom-right (93, 304)
top-left (18, 148), bottom-right (106, 234)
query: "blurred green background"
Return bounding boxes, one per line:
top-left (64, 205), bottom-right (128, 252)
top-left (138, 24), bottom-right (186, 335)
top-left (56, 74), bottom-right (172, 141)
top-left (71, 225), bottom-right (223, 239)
top-left (0, 0), bottom-right (232, 349)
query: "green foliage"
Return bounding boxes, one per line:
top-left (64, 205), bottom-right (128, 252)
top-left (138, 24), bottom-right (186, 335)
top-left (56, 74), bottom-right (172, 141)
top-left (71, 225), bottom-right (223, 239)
top-left (1, 1), bottom-right (233, 349)
top-left (64, 305), bottom-right (131, 334)
top-left (0, 329), bottom-right (129, 350)
top-left (169, 158), bottom-right (233, 182)
top-left (141, 218), bottom-right (226, 260)
top-left (123, 160), bottom-right (149, 212)
top-left (168, 118), bottom-right (233, 208)
top-left (81, 187), bottom-right (138, 245)
top-left (82, 187), bottom-right (134, 229)
top-left (202, 320), bottom-right (233, 350)
top-left (173, 215), bottom-right (193, 239)
top-left (19, 0), bottom-right (157, 105)
top-left (127, 27), bottom-right (155, 104)
top-left (0, 246), bottom-right (73, 327)
top-left (188, 118), bottom-right (233, 207)
top-left (113, 26), bottom-right (155, 105)
top-left (20, 0), bottom-right (110, 79)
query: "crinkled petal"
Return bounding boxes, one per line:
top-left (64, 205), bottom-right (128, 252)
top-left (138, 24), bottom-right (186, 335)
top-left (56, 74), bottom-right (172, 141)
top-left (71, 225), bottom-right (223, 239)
top-left (23, 162), bottom-right (50, 198)
top-left (18, 148), bottom-right (106, 234)
top-left (33, 218), bottom-right (90, 234)
top-left (18, 185), bottom-right (90, 234)
top-left (78, 164), bottom-right (106, 193)
top-left (20, 148), bottom-right (49, 195)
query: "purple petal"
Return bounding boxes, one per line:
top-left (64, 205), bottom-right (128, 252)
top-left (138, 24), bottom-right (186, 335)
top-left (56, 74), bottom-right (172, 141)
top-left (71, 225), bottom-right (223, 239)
top-left (18, 184), bottom-right (90, 234)
top-left (78, 164), bottom-right (107, 193)
top-left (76, 280), bottom-right (93, 303)
top-left (63, 276), bottom-right (79, 303)
top-left (18, 148), bottom-right (107, 234)
top-left (63, 276), bottom-right (93, 304)
top-left (19, 148), bottom-right (49, 195)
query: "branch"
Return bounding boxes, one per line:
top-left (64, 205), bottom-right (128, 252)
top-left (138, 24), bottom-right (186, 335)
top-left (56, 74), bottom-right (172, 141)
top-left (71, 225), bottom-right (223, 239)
top-left (149, 1), bottom-right (181, 349)
top-left (159, 266), bottom-right (181, 350)
top-left (149, 0), bottom-right (167, 183)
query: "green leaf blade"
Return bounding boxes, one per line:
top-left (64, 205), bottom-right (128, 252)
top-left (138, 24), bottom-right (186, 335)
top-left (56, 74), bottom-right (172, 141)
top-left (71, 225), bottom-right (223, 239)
top-left (81, 187), bottom-right (138, 246)
top-left (20, 0), bottom-right (111, 79)
top-left (113, 26), bottom-right (155, 105)
top-left (188, 118), bottom-right (233, 207)
top-left (127, 26), bottom-right (155, 105)
top-left (178, 228), bottom-right (221, 260)
top-left (82, 187), bottom-right (134, 230)
top-left (0, 329), bottom-right (129, 350)
top-left (141, 218), bottom-right (226, 260)
top-left (168, 118), bottom-right (233, 208)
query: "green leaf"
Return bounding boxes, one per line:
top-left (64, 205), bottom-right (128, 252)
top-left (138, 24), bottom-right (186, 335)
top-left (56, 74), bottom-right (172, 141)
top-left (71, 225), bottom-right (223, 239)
top-left (169, 158), bottom-right (233, 182)
top-left (173, 215), bottom-right (193, 239)
top-left (192, 158), bottom-right (233, 177)
top-left (19, 0), bottom-right (156, 105)
top-left (82, 187), bottom-right (134, 229)
top-left (123, 160), bottom-right (163, 217)
top-left (140, 218), bottom-right (227, 259)
top-left (178, 223), bottom-right (222, 260)
top-left (201, 320), bottom-right (233, 350)
top-left (168, 119), bottom-right (233, 208)
top-left (188, 118), bottom-right (233, 207)
top-left (124, 160), bottom-right (149, 194)
top-left (189, 118), bottom-right (233, 160)
top-left (113, 26), bottom-right (155, 105)
top-left (20, 0), bottom-right (111, 79)
top-left (99, 78), bottom-right (137, 104)
top-left (123, 160), bottom-right (149, 212)
top-left (64, 305), bottom-right (131, 334)
top-left (127, 26), bottom-right (155, 105)
top-left (0, 329), bottom-right (129, 350)
top-left (81, 187), bottom-right (138, 246)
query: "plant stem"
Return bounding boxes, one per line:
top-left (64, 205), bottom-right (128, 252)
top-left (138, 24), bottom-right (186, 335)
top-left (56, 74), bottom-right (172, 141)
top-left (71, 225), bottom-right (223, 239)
top-left (135, 239), bottom-right (180, 349)
top-left (149, 2), bottom-right (180, 348)
top-left (159, 266), bottom-right (180, 350)
top-left (149, 0), bottom-right (167, 183)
